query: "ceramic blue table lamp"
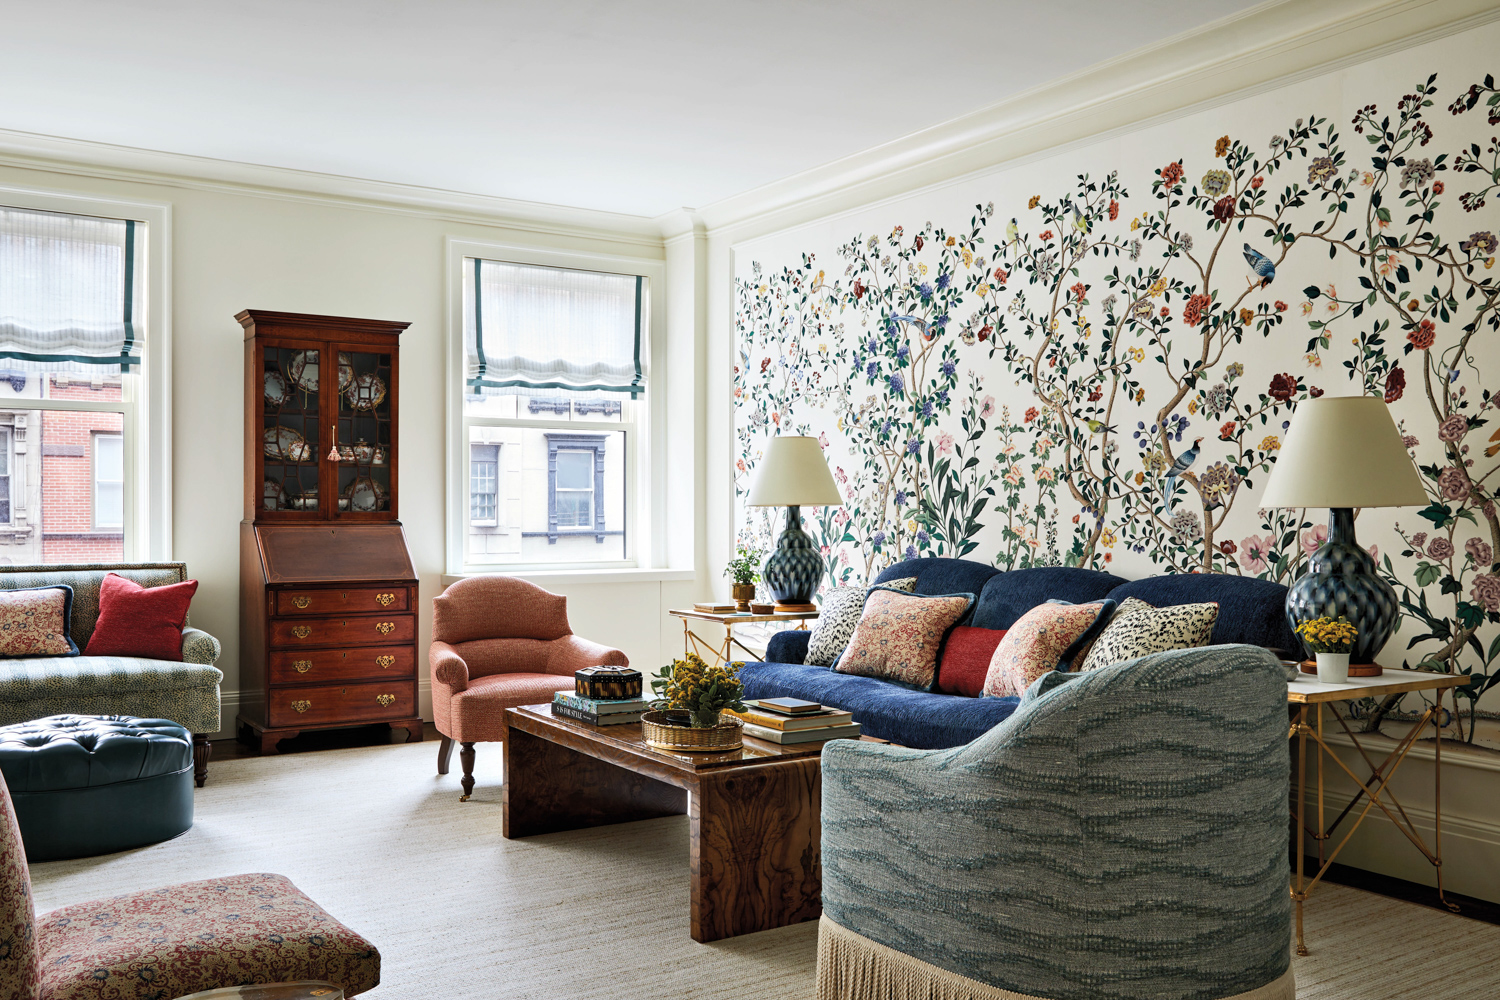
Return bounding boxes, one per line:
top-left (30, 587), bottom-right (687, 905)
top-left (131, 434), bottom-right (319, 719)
top-left (746, 435), bottom-right (843, 612)
top-left (1258, 395), bottom-right (1428, 666)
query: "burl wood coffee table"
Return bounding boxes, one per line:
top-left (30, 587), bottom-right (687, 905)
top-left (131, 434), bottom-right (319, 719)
top-left (503, 703), bottom-right (826, 942)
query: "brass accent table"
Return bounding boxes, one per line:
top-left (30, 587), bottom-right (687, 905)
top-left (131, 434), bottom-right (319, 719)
top-left (1288, 667), bottom-right (1471, 955)
top-left (176, 983), bottom-right (342, 1000)
top-left (668, 608), bottom-right (818, 667)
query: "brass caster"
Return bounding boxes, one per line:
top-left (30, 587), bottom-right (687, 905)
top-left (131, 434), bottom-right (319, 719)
top-left (459, 794), bottom-right (471, 802)
top-left (1295, 945), bottom-right (1309, 957)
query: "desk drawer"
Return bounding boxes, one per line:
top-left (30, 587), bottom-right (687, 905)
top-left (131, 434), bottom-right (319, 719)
top-left (276, 587), bottom-right (409, 616)
top-left (268, 681), bottom-right (415, 728)
top-left (269, 645), bottom-right (416, 685)
top-left (269, 614), bottom-right (415, 648)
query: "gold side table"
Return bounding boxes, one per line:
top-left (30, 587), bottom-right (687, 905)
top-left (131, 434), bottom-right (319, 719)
top-left (176, 983), bottom-right (343, 1000)
top-left (668, 608), bottom-right (818, 667)
top-left (1288, 667), bottom-right (1471, 955)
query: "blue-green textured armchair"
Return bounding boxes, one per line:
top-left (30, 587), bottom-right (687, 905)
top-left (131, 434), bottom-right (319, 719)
top-left (816, 644), bottom-right (1294, 1000)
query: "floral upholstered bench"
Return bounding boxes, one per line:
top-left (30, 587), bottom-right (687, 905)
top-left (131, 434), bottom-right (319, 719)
top-left (0, 562), bottom-right (222, 785)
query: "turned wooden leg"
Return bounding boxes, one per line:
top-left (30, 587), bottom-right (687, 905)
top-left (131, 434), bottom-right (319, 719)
top-left (459, 742), bottom-right (476, 801)
top-left (437, 735), bottom-right (454, 774)
top-left (192, 734), bottom-right (211, 788)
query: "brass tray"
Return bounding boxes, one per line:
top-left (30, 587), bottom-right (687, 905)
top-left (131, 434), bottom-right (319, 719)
top-left (641, 711), bottom-right (743, 752)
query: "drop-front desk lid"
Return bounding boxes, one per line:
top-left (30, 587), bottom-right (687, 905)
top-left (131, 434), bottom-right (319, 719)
top-left (252, 523), bottom-right (417, 585)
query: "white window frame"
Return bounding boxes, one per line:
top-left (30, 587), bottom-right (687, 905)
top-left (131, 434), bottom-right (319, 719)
top-left (0, 426), bottom-right (12, 526)
top-left (92, 430), bottom-right (124, 530)
top-left (445, 238), bottom-right (665, 575)
top-left (0, 185), bottom-right (171, 561)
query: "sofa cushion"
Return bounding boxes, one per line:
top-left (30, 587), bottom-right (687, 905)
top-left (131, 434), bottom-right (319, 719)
top-left (741, 660), bottom-right (1019, 749)
top-left (835, 589), bottom-right (974, 689)
top-left (0, 586), bottom-right (77, 658)
top-left (0, 564), bottom-right (189, 653)
top-left (765, 628), bottom-right (811, 665)
top-left (934, 627), bottom-right (1007, 698)
top-left (1103, 573), bottom-right (1297, 653)
top-left (0, 657), bottom-right (224, 734)
top-left (1079, 597), bottom-right (1219, 672)
top-left (982, 600), bottom-right (1113, 698)
top-left (85, 573), bottom-right (198, 660)
top-left (807, 577), bottom-right (916, 667)
top-left (972, 566), bottom-right (1125, 630)
top-left (874, 558), bottom-right (1001, 604)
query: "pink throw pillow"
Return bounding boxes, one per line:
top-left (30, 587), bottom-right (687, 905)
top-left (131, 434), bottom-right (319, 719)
top-left (835, 589), bottom-right (974, 689)
top-left (982, 602), bottom-right (1109, 698)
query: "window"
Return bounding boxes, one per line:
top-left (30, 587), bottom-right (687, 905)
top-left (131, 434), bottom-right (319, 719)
top-left (0, 198), bottom-right (162, 564)
top-left (450, 247), bottom-right (656, 572)
top-left (0, 428), bottom-right (11, 524)
top-left (470, 443), bottom-right (498, 524)
top-left (93, 432), bottom-right (123, 529)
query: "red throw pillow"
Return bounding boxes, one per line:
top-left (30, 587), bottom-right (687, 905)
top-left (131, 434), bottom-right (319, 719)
top-left (84, 573), bottom-right (198, 660)
top-left (935, 626), bottom-right (1007, 697)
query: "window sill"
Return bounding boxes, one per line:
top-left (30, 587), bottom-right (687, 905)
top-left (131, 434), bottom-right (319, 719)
top-left (441, 567), bottom-right (696, 587)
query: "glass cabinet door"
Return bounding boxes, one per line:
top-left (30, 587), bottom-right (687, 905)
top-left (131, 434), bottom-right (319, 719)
top-left (333, 349), bottom-right (393, 514)
top-left (261, 346), bottom-right (321, 515)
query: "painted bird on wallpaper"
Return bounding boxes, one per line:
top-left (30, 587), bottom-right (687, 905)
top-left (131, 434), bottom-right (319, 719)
top-left (1006, 217), bottom-right (1019, 246)
top-left (1162, 437), bottom-right (1204, 505)
top-left (890, 314), bottom-right (933, 341)
top-left (1072, 207), bottom-right (1090, 234)
top-left (1085, 419), bottom-right (1117, 435)
top-left (1242, 243), bottom-right (1276, 288)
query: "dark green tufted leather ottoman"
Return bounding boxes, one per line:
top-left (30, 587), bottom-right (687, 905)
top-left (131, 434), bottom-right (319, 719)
top-left (0, 714), bottom-right (194, 862)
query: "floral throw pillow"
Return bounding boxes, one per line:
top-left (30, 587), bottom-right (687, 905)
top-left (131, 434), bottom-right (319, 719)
top-left (834, 588), bottom-right (974, 689)
top-left (806, 576), bottom-right (916, 667)
top-left (1078, 597), bottom-right (1219, 672)
top-left (982, 600), bottom-right (1112, 698)
top-left (0, 585), bottom-right (78, 658)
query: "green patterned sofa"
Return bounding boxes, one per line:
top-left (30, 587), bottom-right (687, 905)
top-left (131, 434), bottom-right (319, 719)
top-left (816, 644), bottom-right (1293, 1000)
top-left (0, 563), bottom-right (222, 786)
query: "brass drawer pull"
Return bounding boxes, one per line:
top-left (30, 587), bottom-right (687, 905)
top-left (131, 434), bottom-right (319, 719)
top-left (376, 655), bottom-right (395, 669)
top-left (377, 693), bottom-right (395, 707)
top-left (292, 596), bottom-right (312, 609)
top-left (291, 699), bottom-right (311, 713)
top-left (293, 659), bottom-right (313, 673)
top-left (291, 625), bottom-right (312, 639)
top-left (376, 593), bottom-right (396, 606)
top-left (376, 621), bottom-right (395, 635)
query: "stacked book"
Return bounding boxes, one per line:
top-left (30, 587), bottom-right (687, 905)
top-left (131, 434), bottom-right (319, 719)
top-left (551, 691), bottom-right (647, 726)
top-left (727, 697), bottom-right (861, 744)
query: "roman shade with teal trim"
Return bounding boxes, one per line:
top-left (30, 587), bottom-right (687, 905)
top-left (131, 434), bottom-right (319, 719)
top-left (463, 258), bottom-right (644, 396)
top-left (0, 205), bottom-right (143, 372)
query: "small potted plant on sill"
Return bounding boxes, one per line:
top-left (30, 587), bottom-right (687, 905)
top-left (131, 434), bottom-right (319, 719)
top-left (642, 653), bottom-right (747, 752)
top-left (1295, 615), bottom-right (1358, 684)
top-left (725, 544), bottom-right (762, 613)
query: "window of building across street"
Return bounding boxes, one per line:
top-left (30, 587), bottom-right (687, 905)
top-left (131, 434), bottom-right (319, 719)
top-left (458, 257), bottom-right (644, 569)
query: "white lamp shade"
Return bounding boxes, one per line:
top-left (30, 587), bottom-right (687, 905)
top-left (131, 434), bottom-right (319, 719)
top-left (746, 435), bottom-right (843, 507)
top-left (1258, 395), bottom-right (1427, 509)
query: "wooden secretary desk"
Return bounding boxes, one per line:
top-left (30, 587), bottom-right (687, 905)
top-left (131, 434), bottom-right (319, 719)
top-left (236, 310), bottom-right (422, 754)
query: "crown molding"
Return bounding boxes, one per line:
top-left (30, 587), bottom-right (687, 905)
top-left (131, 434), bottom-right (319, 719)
top-left (701, 0), bottom-right (1500, 242)
top-left (0, 127), bottom-right (665, 249)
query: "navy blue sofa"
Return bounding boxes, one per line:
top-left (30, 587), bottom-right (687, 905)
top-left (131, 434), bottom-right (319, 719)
top-left (741, 556), bottom-right (1297, 749)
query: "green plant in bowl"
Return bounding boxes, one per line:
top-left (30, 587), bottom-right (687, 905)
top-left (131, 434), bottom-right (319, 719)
top-left (650, 653), bottom-right (747, 728)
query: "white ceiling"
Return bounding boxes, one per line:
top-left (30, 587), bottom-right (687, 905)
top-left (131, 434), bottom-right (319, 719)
top-left (1, 1), bottom-right (1261, 219)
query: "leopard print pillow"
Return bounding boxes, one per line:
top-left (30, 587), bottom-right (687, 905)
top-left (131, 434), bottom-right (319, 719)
top-left (1077, 597), bottom-right (1218, 672)
top-left (805, 577), bottom-right (916, 666)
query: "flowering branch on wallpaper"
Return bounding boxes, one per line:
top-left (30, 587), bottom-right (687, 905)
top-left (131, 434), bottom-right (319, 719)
top-left (733, 73), bottom-right (1500, 729)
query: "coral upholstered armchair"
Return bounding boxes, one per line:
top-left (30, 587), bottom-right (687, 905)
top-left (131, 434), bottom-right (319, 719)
top-left (430, 575), bottom-right (627, 800)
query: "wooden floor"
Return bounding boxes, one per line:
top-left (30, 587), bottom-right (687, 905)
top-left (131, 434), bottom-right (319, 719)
top-left (211, 722), bottom-right (1500, 927)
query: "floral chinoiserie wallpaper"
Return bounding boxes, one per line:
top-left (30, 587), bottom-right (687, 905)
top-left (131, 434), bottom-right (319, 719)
top-left (731, 32), bottom-right (1500, 734)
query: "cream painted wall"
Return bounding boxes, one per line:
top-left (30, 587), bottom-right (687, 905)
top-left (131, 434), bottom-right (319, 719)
top-left (0, 160), bottom-right (705, 736)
